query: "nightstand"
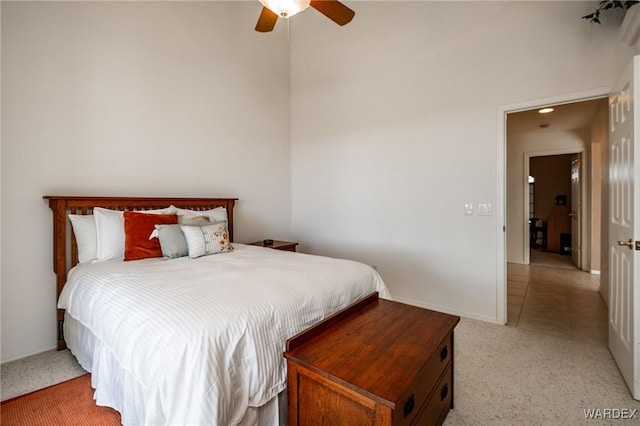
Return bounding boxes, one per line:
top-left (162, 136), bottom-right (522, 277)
top-left (249, 240), bottom-right (298, 252)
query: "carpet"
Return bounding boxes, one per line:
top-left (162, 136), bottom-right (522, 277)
top-left (444, 318), bottom-right (640, 425)
top-left (1, 374), bottom-right (121, 426)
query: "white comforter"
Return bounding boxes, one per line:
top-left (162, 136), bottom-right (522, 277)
top-left (59, 244), bottom-right (390, 425)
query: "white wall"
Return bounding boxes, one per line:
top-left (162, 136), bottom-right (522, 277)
top-left (1, 1), bottom-right (290, 362)
top-left (290, 1), bottom-right (635, 322)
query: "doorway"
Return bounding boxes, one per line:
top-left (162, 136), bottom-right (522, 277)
top-left (528, 153), bottom-right (580, 270)
top-left (497, 91), bottom-right (609, 325)
top-left (503, 98), bottom-right (609, 342)
top-left (505, 99), bottom-right (607, 270)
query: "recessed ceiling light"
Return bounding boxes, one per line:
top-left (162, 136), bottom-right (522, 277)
top-left (538, 107), bottom-right (554, 114)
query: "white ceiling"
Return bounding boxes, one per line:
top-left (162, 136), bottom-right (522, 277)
top-left (507, 97), bottom-right (608, 134)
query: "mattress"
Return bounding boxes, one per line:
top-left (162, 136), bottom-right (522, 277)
top-left (59, 243), bottom-right (390, 425)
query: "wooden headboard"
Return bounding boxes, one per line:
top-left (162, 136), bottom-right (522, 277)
top-left (43, 195), bottom-right (238, 350)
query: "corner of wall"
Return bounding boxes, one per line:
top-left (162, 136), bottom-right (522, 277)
top-left (620, 6), bottom-right (640, 48)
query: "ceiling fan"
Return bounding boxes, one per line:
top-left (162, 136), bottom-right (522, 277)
top-left (255, 0), bottom-right (355, 32)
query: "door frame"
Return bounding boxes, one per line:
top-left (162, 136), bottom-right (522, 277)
top-left (496, 86), bottom-right (610, 324)
top-left (522, 149), bottom-right (584, 266)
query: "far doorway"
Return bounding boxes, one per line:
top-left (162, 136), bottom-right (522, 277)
top-left (528, 153), bottom-right (581, 270)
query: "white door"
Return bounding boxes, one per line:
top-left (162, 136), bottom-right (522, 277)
top-left (609, 55), bottom-right (640, 400)
top-left (571, 154), bottom-right (581, 268)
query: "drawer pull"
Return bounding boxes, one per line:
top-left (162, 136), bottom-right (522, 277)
top-left (440, 384), bottom-right (449, 401)
top-left (403, 394), bottom-right (415, 418)
top-left (440, 346), bottom-right (448, 362)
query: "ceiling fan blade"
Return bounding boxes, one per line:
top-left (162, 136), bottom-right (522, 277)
top-left (310, 0), bottom-right (355, 26)
top-left (255, 6), bottom-right (278, 32)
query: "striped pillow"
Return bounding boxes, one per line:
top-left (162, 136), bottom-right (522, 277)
top-left (181, 222), bottom-right (233, 259)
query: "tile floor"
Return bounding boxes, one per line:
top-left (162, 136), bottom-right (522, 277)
top-left (507, 250), bottom-right (608, 347)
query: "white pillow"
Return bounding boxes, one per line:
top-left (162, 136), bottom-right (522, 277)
top-left (181, 222), bottom-right (233, 259)
top-left (175, 206), bottom-right (227, 224)
top-left (94, 208), bottom-right (125, 261)
top-left (69, 214), bottom-right (97, 263)
top-left (94, 206), bottom-right (176, 261)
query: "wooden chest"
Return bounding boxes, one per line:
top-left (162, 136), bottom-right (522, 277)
top-left (284, 293), bottom-right (460, 426)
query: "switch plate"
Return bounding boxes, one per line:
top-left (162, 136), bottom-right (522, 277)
top-left (464, 203), bottom-right (473, 216)
top-left (478, 203), bottom-right (492, 216)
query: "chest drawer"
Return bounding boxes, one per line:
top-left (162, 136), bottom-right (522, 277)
top-left (414, 363), bottom-right (453, 426)
top-left (393, 334), bottom-right (452, 425)
top-left (285, 295), bottom-right (460, 426)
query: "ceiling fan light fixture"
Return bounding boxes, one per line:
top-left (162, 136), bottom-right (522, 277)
top-left (259, 0), bottom-right (310, 18)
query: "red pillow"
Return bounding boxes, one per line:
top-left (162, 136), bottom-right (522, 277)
top-left (124, 212), bottom-right (178, 261)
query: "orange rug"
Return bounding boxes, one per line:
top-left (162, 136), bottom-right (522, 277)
top-left (1, 374), bottom-right (121, 426)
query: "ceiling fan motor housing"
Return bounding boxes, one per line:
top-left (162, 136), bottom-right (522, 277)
top-left (259, 0), bottom-right (311, 18)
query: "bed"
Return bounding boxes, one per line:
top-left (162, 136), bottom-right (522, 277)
top-left (44, 196), bottom-right (390, 425)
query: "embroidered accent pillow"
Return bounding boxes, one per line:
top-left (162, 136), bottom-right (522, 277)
top-left (181, 222), bottom-right (233, 259)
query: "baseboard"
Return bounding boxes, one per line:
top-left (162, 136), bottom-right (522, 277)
top-left (0, 345), bottom-right (58, 365)
top-left (392, 295), bottom-right (500, 324)
top-left (590, 270), bottom-right (601, 275)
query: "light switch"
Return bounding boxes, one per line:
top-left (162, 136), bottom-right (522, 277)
top-left (478, 203), bottom-right (492, 216)
top-left (464, 203), bottom-right (473, 216)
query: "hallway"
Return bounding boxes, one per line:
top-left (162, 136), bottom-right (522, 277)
top-left (507, 254), bottom-right (608, 347)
